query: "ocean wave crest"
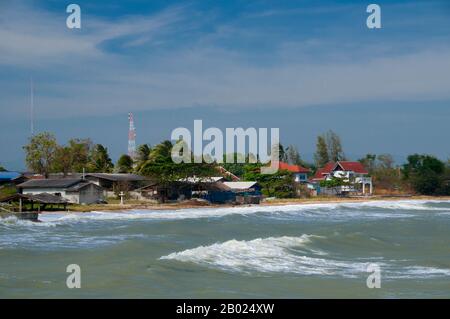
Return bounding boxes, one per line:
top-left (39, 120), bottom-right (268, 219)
top-left (160, 235), bottom-right (450, 279)
top-left (1, 199), bottom-right (449, 226)
top-left (160, 235), bottom-right (368, 277)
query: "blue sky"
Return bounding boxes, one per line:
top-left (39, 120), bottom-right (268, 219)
top-left (1, 0), bottom-right (449, 170)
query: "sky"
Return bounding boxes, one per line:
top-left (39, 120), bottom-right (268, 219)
top-left (0, 0), bottom-right (449, 170)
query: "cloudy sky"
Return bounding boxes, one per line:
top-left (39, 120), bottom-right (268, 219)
top-left (1, 0), bottom-right (449, 170)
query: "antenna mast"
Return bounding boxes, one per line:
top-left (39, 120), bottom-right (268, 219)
top-left (30, 77), bottom-right (34, 135)
top-left (128, 112), bottom-right (136, 158)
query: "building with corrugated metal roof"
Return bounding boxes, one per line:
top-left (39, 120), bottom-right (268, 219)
top-left (17, 178), bottom-right (104, 204)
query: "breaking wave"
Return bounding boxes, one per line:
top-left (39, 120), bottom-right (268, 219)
top-left (0, 200), bottom-right (448, 234)
top-left (0, 199), bottom-right (445, 226)
top-left (160, 235), bottom-right (450, 279)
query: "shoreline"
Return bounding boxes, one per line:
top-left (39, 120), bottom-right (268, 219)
top-left (41, 195), bottom-right (450, 214)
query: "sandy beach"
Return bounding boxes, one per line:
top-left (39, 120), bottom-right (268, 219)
top-left (42, 195), bottom-right (450, 214)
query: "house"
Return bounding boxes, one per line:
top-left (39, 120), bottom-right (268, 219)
top-left (134, 181), bottom-right (193, 202)
top-left (222, 181), bottom-right (261, 192)
top-left (135, 177), bottom-right (227, 202)
top-left (84, 173), bottom-right (147, 196)
top-left (222, 181), bottom-right (262, 204)
top-left (277, 161), bottom-right (310, 183)
top-left (0, 171), bottom-right (28, 186)
top-left (177, 176), bottom-right (225, 184)
top-left (262, 161), bottom-right (310, 182)
top-left (135, 179), bottom-right (262, 204)
top-left (0, 193), bottom-right (69, 218)
top-left (311, 161), bottom-right (373, 195)
top-left (17, 178), bottom-right (104, 204)
top-left (201, 181), bottom-right (261, 204)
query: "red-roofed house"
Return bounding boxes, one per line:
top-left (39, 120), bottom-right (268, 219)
top-left (277, 161), bottom-right (311, 183)
top-left (311, 161), bottom-right (373, 195)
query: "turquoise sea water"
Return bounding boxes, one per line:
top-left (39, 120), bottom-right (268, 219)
top-left (0, 200), bottom-right (449, 298)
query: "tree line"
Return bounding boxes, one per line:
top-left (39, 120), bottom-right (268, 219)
top-left (17, 131), bottom-right (450, 197)
top-left (23, 132), bottom-right (114, 178)
top-left (22, 132), bottom-right (217, 184)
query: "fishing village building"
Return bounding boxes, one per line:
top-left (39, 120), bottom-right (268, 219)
top-left (311, 161), bottom-right (373, 195)
top-left (276, 161), bottom-right (311, 183)
top-left (17, 178), bottom-right (104, 204)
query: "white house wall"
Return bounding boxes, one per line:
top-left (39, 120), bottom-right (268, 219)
top-left (76, 185), bottom-right (104, 204)
top-left (23, 185), bottom-right (103, 204)
top-left (23, 188), bottom-right (79, 204)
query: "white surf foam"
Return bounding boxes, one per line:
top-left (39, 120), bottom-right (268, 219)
top-left (160, 235), bottom-right (369, 277)
top-left (2, 199), bottom-right (449, 226)
top-left (160, 235), bottom-right (450, 279)
top-left (347, 200), bottom-right (450, 211)
top-left (0, 229), bottom-right (146, 250)
top-left (390, 266), bottom-right (450, 278)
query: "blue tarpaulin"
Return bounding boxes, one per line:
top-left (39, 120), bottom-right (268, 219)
top-left (0, 172), bottom-right (22, 181)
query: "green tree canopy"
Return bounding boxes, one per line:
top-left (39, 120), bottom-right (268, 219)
top-left (134, 144), bottom-right (152, 172)
top-left (23, 132), bottom-right (58, 178)
top-left (88, 144), bottom-right (114, 173)
top-left (403, 154), bottom-right (447, 195)
top-left (243, 163), bottom-right (296, 198)
top-left (220, 153), bottom-right (249, 178)
top-left (52, 138), bottom-right (94, 175)
top-left (325, 130), bottom-right (345, 162)
top-left (67, 139), bottom-right (92, 173)
top-left (314, 135), bottom-right (329, 168)
top-left (358, 154), bottom-right (377, 174)
top-left (285, 144), bottom-right (309, 167)
top-left (116, 154), bottom-right (134, 173)
top-left (138, 140), bottom-right (217, 184)
top-left (136, 144), bottom-right (151, 162)
top-left (52, 145), bottom-right (73, 176)
top-left (314, 130), bottom-right (345, 167)
top-left (278, 143), bottom-right (287, 162)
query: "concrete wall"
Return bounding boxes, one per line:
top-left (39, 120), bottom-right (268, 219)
top-left (68, 184), bottom-right (104, 204)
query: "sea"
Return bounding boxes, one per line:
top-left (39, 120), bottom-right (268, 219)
top-left (1, 199), bottom-right (449, 298)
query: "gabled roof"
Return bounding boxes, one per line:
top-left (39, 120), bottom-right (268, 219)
top-left (17, 178), bottom-right (83, 189)
top-left (262, 161), bottom-right (310, 174)
top-left (311, 162), bottom-right (335, 181)
top-left (334, 161), bottom-right (368, 174)
top-left (277, 161), bottom-right (310, 173)
top-left (222, 181), bottom-right (259, 190)
top-left (84, 173), bottom-right (146, 182)
top-left (0, 193), bottom-right (69, 204)
top-left (178, 176), bottom-right (225, 183)
top-left (66, 182), bottom-right (102, 192)
top-left (311, 161), bottom-right (369, 181)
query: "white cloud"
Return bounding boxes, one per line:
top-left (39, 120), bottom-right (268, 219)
top-left (1, 1), bottom-right (450, 120)
top-left (0, 1), bottom-right (186, 65)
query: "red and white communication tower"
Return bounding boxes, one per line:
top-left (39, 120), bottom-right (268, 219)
top-left (128, 112), bottom-right (136, 158)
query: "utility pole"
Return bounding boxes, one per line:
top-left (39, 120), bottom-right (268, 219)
top-left (30, 77), bottom-right (34, 136)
